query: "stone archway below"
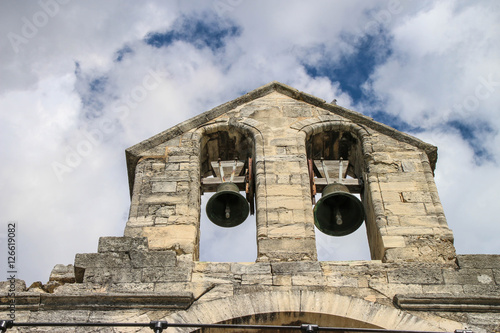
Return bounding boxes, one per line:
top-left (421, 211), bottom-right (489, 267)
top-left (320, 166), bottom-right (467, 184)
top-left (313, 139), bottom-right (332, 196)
top-left (191, 311), bottom-right (381, 333)
top-left (165, 290), bottom-right (465, 332)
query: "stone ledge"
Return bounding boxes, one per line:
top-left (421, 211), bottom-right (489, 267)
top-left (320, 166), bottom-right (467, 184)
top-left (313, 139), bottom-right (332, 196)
top-left (0, 292), bottom-right (193, 311)
top-left (98, 237), bottom-right (148, 253)
top-left (0, 293), bottom-right (39, 310)
top-left (394, 294), bottom-right (500, 312)
top-left (457, 255), bottom-right (500, 269)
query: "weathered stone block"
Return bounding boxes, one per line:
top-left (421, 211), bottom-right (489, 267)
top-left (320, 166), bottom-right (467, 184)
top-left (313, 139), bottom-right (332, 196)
top-left (49, 264), bottom-right (76, 283)
top-left (283, 105), bottom-right (313, 117)
top-left (83, 267), bottom-right (142, 284)
top-left (27, 281), bottom-right (45, 293)
top-left (151, 181), bottom-right (177, 193)
top-left (381, 235), bottom-right (406, 249)
top-left (165, 162), bottom-right (180, 171)
top-left (401, 160), bottom-right (418, 172)
top-left (381, 191), bottom-right (405, 203)
top-left (457, 255), bottom-right (500, 269)
top-left (194, 262), bottom-right (231, 273)
top-left (292, 273), bottom-right (326, 286)
top-left (369, 282), bottom-right (424, 297)
top-left (126, 216), bottom-right (155, 227)
top-left (422, 284), bottom-right (464, 295)
top-left (383, 247), bottom-right (421, 262)
top-left (382, 226), bottom-right (440, 236)
top-left (399, 216), bottom-right (440, 227)
top-left (463, 284), bottom-right (500, 294)
top-left (388, 267), bottom-right (444, 284)
top-left (191, 272), bottom-right (233, 284)
top-left (0, 279), bottom-right (26, 292)
top-left (142, 225), bottom-right (197, 254)
top-left (466, 313), bottom-right (500, 333)
top-left (383, 202), bottom-right (427, 216)
top-left (152, 171), bottom-right (190, 181)
top-left (259, 238), bottom-right (317, 261)
top-left (265, 185), bottom-right (303, 196)
top-left (378, 181), bottom-right (425, 192)
top-left (167, 155), bottom-right (191, 163)
top-left (272, 275), bottom-right (292, 286)
top-left (141, 267), bottom-right (191, 283)
top-left (152, 163), bottom-right (165, 172)
top-left (98, 237), bottom-right (148, 253)
top-left (107, 282), bottom-right (155, 293)
top-left (154, 282), bottom-right (189, 293)
top-left (381, 172), bottom-right (428, 184)
top-left (324, 272), bottom-right (359, 287)
top-left (129, 250), bottom-right (177, 268)
top-left (27, 307), bottom-right (90, 323)
top-left (275, 174), bottom-right (290, 184)
top-left (443, 269), bottom-right (495, 285)
top-left (231, 263), bottom-right (271, 275)
top-left (494, 269), bottom-right (500, 285)
top-left (42, 280), bottom-right (62, 293)
top-left (267, 223), bottom-right (307, 238)
top-left (266, 197), bottom-right (305, 209)
top-left (271, 261), bottom-right (321, 274)
top-left (400, 191), bottom-right (433, 203)
top-left (155, 217), bottom-right (170, 225)
top-left (242, 274), bottom-right (273, 285)
top-left (141, 193), bottom-right (186, 204)
top-left (75, 252), bottom-right (131, 269)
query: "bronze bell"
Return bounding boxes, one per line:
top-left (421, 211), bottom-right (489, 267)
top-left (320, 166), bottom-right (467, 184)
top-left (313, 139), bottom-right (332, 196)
top-left (313, 183), bottom-right (365, 236)
top-left (206, 182), bottom-right (250, 228)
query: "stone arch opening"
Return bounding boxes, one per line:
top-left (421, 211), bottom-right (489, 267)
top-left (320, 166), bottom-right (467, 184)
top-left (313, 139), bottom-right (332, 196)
top-left (192, 312), bottom-right (381, 332)
top-left (306, 129), bottom-right (364, 179)
top-left (303, 122), bottom-right (372, 261)
top-left (165, 290), bottom-right (459, 333)
top-left (197, 123), bottom-right (257, 262)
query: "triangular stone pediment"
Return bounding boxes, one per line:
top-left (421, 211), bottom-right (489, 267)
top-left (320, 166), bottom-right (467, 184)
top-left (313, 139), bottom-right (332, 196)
top-left (125, 81), bottom-right (436, 192)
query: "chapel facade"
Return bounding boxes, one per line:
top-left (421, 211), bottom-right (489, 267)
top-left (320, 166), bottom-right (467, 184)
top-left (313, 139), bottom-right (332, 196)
top-left (1, 82), bottom-right (499, 332)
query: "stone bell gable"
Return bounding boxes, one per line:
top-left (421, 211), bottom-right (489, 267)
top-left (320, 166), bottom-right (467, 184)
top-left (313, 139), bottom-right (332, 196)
top-left (123, 81), bottom-right (454, 264)
top-left (1, 82), bottom-right (499, 332)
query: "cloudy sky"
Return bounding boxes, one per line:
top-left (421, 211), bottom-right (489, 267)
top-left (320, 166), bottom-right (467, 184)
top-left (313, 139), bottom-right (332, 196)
top-left (0, 0), bottom-right (499, 285)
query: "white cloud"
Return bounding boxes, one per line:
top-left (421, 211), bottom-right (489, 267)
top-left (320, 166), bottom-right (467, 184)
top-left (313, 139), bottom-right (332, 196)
top-left (418, 129), bottom-right (500, 254)
top-left (362, 0), bottom-right (500, 256)
top-left (366, 0), bottom-right (500, 127)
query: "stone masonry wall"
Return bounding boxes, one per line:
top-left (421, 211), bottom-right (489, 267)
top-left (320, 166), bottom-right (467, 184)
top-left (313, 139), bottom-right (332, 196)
top-left (362, 133), bottom-right (455, 263)
top-left (122, 91), bottom-right (455, 264)
top-left (124, 133), bottom-right (202, 260)
top-left (1, 248), bottom-right (499, 332)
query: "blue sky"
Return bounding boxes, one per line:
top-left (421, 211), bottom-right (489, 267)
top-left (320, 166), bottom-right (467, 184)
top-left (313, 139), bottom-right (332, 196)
top-left (0, 0), bottom-right (499, 284)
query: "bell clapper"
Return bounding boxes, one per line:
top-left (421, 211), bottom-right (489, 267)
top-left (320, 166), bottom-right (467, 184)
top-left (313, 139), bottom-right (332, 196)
top-left (334, 207), bottom-right (343, 226)
top-left (225, 203), bottom-right (231, 219)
